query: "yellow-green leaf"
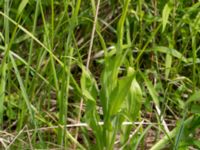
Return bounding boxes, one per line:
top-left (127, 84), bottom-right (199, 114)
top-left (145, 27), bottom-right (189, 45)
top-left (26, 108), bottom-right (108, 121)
top-left (162, 2), bottom-right (173, 32)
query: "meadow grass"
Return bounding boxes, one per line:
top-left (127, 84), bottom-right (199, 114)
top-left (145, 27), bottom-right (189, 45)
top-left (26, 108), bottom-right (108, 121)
top-left (0, 0), bottom-right (200, 149)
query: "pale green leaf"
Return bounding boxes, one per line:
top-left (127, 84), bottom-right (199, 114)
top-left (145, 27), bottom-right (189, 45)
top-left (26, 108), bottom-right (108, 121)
top-left (109, 73), bottom-right (134, 116)
top-left (124, 67), bottom-right (142, 121)
top-left (127, 78), bottom-right (142, 121)
top-left (17, 0), bottom-right (29, 17)
top-left (162, 2), bottom-right (173, 32)
top-left (150, 46), bottom-right (188, 63)
top-left (80, 66), bottom-right (98, 101)
top-left (165, 53), bottom-right (172, 79)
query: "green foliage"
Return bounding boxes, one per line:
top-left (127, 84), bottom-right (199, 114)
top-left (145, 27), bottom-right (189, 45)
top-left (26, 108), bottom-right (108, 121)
top-left (162, 0), bottom-right (174, 32)
top-left (17, 0), bottom-right (29, 18)
top-left (0, 0), bottom-right (200, 149)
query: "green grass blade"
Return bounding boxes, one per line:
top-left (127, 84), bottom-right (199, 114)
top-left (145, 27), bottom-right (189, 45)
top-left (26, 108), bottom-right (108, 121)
top-left (150, 116), bottom-right (194, 150)
top-left (9, 54), bottom-right (35, 125)
top-left (0, 11), bottom-right (63, 67)
top-left (0, 0), bottom-right (9, 126)
top-left (162, 1), bottom-right (173, 32)
top-left (17, 0), bottom-right (29, 18)
top-left (165, 53), bottom-right (172, 79)
top-left (117, 0), bottom-right (130, 47)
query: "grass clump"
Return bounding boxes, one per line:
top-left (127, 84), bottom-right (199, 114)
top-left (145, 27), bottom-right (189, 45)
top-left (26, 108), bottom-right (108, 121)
top-left (0, 0), bottom-right (200, 149)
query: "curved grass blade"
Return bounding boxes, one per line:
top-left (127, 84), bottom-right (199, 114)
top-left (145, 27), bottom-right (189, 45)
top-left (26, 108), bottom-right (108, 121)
top-left (17, 0), bottom-right (29, 18)
top-left (148, 46), bottom-right (188, 63)
top-left (162, 1), bottom-right (173, 32)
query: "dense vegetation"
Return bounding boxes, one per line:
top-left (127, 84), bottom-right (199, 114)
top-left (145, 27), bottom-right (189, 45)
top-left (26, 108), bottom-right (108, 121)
top-left (0, 0), bottom-right (200, 149)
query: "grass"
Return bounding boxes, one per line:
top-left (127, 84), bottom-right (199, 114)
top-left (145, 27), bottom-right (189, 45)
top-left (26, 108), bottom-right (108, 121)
top-left (0, 0), bottom-right (200, 149)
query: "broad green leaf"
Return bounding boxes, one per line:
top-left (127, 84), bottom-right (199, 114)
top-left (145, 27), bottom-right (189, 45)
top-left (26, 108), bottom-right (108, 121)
top-left (80, 67), bottom-right (102, 148)
top-left (17, 0), bottom-right (29, 17)
top-left (109, 73), bottom-right (134, 116)
top-left (126, 68), bottom-right (142, 121)
top-left (162, 1), bottom-right (173, 32)
top-left (100, 53), bottom-right (124, 115)
top-left (80, 66), bottom-right (98, 101)
top-left (84, 100), bottom-right (103, 147)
